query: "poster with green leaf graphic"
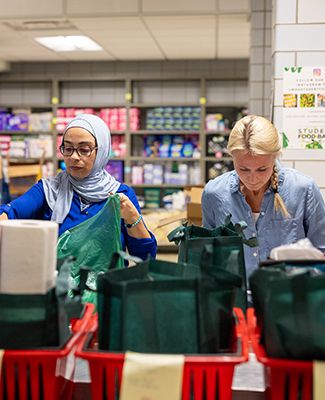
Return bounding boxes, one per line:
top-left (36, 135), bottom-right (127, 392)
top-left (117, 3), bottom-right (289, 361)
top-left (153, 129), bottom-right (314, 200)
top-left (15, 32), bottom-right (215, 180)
top-left (282, 66), bottom-right (325, 149)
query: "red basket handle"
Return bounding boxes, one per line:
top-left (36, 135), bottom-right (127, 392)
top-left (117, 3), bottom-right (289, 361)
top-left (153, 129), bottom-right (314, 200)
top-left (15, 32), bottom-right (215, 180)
top-left (71, 303), bottom-right (95, 334)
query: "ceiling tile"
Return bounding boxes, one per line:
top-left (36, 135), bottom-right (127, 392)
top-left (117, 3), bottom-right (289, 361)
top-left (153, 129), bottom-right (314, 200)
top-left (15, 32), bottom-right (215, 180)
top-left (218, 0), bottom-right (250, 13)
top-left (62, 51), bottom-right (115, 61)
top-left (144, 15), bottom-right (216, 30)
top-left (142, 0), bottom-right (217, 13)
top-left (0, 0), bottom-right (64, 18)
top-left (92, 32), bottom-right (164, 60)
top-left (66, 0), bottom-right (138, 16)
top-left (71, 17), bottom-right (145, 31)
top-left (217, 15), bottom-right (250, 58)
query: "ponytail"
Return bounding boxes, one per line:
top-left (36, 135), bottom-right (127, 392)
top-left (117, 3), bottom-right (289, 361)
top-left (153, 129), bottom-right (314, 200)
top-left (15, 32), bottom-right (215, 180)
top-left (271, 165), bottom-right (290, 218)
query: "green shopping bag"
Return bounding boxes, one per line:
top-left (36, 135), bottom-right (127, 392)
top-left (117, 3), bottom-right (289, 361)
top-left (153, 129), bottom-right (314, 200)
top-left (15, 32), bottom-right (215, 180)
top-left (0, 289), bottom-right (59, 349)
top-left (250, 261), bottom-right (325, 360)
top-left (57, 194), bottom-right (123, 304)
top-left (168, 215), bottom-right (257, 309)
top-left (98, 252), bottom-right (242, 354)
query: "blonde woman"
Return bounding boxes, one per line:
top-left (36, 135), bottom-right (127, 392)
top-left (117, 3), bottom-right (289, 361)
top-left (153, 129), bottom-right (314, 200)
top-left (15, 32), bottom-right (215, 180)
top-left (202, 115), bottom-right (325, 278)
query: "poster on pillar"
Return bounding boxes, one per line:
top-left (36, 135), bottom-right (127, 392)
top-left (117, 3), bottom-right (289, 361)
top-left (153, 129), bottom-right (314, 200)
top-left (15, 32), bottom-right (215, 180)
top-left (282, 66), bottom-right (325, 149)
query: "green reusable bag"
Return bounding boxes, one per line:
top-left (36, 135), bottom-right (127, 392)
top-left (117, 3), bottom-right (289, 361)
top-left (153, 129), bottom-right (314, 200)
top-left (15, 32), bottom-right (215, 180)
top-left (0, 288), bottom-right (59, 349)
top-left (264, 270), bottom-right (325, 360)
top-left (57, 195), bottom-right (123, 304)
top-left (250, 260), bottom-right (325, 360)
top-left (168, 216), bottom-right (257, 309)
top-left (98, 252), bottom-right (242, 354)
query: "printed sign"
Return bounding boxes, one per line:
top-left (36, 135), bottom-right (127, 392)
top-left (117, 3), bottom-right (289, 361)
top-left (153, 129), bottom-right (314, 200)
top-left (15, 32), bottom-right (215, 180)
top-left (282, 66), bottom-right (325, 149)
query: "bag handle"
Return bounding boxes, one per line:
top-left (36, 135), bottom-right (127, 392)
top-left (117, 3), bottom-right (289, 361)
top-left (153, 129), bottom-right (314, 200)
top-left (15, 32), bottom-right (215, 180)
top-left (167, 225), bottom-right (186, 244)
top-left (109, 251), bottom-right (143, 270)
top-left (225, 214), bottom-right (258, 247)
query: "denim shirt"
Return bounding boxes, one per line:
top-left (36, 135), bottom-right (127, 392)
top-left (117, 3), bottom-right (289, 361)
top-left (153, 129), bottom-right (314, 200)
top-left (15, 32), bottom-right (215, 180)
top-left (202, 167), bottom-right (325, 279)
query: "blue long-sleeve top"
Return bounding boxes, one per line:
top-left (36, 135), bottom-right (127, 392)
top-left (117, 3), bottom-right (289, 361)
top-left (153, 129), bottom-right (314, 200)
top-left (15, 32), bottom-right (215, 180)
top-left (0, 181), bottom-right (157, 261)
top-left (202, 166), bottom-right (325, 278)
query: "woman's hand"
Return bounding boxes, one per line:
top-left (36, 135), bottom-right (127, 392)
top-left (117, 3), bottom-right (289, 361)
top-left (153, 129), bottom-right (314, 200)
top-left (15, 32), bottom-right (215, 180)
top-left (118, 193), bottom-right (140, 223)
top-left (116, 193), bottom-right (151, 239)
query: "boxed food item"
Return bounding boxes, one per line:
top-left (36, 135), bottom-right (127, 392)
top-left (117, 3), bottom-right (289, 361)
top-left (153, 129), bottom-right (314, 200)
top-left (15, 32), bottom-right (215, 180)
top-left (187, 187), bottom-right (204, 226)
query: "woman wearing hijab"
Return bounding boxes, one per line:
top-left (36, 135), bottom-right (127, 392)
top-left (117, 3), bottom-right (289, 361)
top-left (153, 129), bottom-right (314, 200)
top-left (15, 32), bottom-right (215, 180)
top-left (0, 113), bottom-right (157, 260)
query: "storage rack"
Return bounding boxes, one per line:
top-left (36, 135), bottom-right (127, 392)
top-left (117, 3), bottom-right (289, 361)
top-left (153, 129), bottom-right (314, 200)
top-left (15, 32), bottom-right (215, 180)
top-left (0, 73), bottom-right (247, 204)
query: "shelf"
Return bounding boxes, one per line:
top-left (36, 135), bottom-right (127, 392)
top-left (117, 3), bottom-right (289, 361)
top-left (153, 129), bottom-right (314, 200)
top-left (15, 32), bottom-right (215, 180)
top-left (131, 184), bottom-right (189, 188)
top-left (0, 104), bottom-right (52, 109)
top-left (206, 102), bottom-right (246, 108)
top-left (0, 131), bottom-right (53, 135)
top-left (111, 131), bottom-right (126, 135)
top-left (9, 158), bottom-right (52, 164)
top-left (204, 156), bottom-right (232, 162)
top-left (204, 130), bottom-right (230, 136)
top-left (57, 103), bottom-right (126, 108)
top-left (131, 103), bottom-right (201, 108)
top-left (131, 130), bottom-right (200, 135)
top-left (129, 157), bottom-right (200, 162)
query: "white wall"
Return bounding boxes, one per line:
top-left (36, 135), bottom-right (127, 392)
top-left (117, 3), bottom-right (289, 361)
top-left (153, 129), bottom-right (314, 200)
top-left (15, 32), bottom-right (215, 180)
top-left (249, 0), bottom-right (272, 117)
top-left (272, 0), bottom-right (325, 199)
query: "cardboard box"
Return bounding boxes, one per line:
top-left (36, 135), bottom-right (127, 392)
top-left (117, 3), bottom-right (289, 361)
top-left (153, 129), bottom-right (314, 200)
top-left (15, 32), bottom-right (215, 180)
top-left (187, 187), bottom-right (204, 226)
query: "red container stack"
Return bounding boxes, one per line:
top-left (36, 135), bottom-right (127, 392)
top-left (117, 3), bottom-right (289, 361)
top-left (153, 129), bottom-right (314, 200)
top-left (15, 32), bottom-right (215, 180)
top-left (76, 307), bottom-right (249, 400)
top-left (0, 303), bottom-right (95, 400)
top-left (247, 308), bottom-right (313, 400)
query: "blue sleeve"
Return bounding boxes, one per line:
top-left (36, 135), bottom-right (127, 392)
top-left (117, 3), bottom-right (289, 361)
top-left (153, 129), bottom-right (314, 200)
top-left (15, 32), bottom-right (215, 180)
top-left (0, 180), bottom-right (47, 219)
top-left (118, 185), bottom-right (157, 260)
top-left (304, 181), bottom-right (325, 251)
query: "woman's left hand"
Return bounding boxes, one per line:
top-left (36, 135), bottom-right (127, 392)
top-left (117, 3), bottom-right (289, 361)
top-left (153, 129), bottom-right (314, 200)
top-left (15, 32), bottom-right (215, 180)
top-left (118, 193), bottom-right (140, 224)
top-left (115, 193), bottom-right (151, 239)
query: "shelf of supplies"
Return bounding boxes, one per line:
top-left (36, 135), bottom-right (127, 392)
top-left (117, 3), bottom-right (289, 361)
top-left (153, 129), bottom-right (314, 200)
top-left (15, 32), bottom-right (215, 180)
top-left (111, 131), bottom-right (126, 135)
top-left (131, 103), bottom-right (201, 108)
top-left (130, 130), bottom-right (200, 135)
top-left (129, 157), bottom-right (200, 162)
top-left (110, 157), bottom-right (124, 161)
top-left (204, 130), bottom-right (230, 136)
top-left (0, 104), bottom-right (52, 109)
top-left (57, 103), bottom-right (126, 109)
top-left (9, 157), bottom-right (52, 164)
top-left (0, 131), bottom-right (53, 135)
top-left (204, 156), bottom-right (232, 162)
top-left (131, 184), bottom-right (189, 188)
top-left (206, 102), bottom-right (246, 108)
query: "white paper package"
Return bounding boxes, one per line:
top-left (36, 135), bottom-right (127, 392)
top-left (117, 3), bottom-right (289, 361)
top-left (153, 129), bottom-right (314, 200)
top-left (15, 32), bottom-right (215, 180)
top-left (0, 220), bottom-right (58, 294)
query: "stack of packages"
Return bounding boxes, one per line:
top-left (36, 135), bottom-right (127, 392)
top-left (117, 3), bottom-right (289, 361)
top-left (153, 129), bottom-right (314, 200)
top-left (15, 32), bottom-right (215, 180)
top-left (249, 239), bottom-right (325, 360)
top-left (0, 220), bottom-right (82, 349)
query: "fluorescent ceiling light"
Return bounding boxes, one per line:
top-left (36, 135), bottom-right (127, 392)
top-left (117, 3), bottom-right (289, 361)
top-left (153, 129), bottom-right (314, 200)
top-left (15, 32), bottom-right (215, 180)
top-left (35, 35), bottom-right (102, 52)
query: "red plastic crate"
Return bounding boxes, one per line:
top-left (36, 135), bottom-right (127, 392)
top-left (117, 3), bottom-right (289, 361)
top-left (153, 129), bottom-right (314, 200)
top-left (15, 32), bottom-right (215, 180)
top-left (76, 307), bottom-right (248, 400)
top-left (247, 307), bottom-right (313, 400)
top-left (0, 303), bottom-right (95, 400)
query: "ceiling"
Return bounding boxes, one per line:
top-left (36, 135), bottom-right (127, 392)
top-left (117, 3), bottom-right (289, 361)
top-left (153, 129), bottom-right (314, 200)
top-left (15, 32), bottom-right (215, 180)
top-left (0, 0), bottom-right (250, 64)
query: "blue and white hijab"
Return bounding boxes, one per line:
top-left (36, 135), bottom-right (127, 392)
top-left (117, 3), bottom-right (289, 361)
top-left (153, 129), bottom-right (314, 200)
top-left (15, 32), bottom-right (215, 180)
top-left (42, 114), bottom-right (120, 224)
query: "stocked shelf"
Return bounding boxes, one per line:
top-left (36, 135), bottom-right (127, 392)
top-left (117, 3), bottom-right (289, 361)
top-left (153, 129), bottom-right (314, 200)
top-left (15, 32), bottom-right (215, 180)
top-left (132, 184), bottom-right (189, 188)
top-left (0, 76), bottom-right (247, 202)
top-left (130, 157), bottom-right (199, 162)
top-left (130, 130), bottom-right (200, 135)
top-left (0, 130), bottom-right (53, 135)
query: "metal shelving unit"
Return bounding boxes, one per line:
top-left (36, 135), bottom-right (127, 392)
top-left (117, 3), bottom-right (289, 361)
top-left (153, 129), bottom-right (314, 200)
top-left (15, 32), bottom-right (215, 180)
top-left (0, 75), bottom-right (247, 201)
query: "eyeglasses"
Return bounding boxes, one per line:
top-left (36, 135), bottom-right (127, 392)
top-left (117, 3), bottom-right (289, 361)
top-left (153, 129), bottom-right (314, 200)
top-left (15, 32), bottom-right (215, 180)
top-left (59, 144), bottom-right (98, 158)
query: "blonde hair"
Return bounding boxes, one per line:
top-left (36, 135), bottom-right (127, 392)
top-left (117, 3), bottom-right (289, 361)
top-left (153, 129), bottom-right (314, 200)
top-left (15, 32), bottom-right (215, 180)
top-left (227, 115), bottom-right (290, 218)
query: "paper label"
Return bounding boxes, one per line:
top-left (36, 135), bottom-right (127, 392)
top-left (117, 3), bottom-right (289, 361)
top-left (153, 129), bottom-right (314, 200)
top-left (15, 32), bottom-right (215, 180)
top-left (313, 361), bottom-right (325, 400)
top-left (0, 349), bottom-right (4, 378)
top-left (120, 352), bottom-right (185, 400)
